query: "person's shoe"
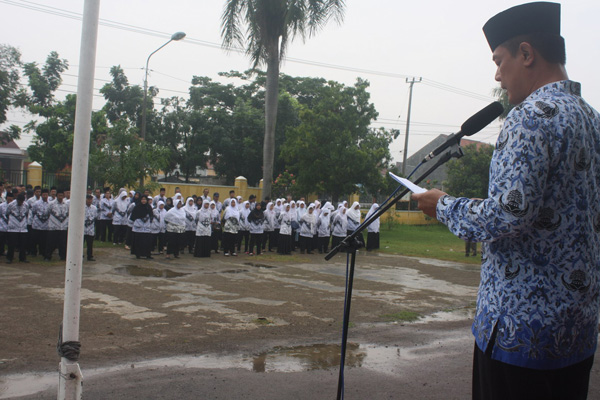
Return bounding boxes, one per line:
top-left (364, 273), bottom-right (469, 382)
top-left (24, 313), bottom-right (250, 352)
top-left (318, 250), bottom-right (323, 254)
top-left (174, 255), bottom-right (180, 259)
top-left (472, 253), bottom-right (477, 257)
top-left (147, 256), bottom-right (154, 260)
top-left (224, 252), bottom-right (230, 256)
top-left (249, 252), bottom-right (254, 256)
top-left (232, 253), bottom-right (237, 256)
top-left (307, 251), bottom-right (313, 254)
top-left (465, 254), bottom-right (470, 257)
top-left (136, 256), bottom-right (141, 259)
top-left (87, 257), bottom-right (96, 261)
top-left (124, 245), bottom-right (130, 250)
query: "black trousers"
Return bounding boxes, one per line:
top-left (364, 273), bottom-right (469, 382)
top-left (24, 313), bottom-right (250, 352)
top-left (367, 232), bottom-right (380, 250)
top-left (473, 341), bottom-right (594, 400)
top-left (185, 230), bottom-right (195, 253)
top-left (249, 233), bottom-right (262, 255)
top-left (299, 235), bottom-right (313, 253)
top-left (45, 230), bottom-right (67, 260)
top-left (222, 232), bottom-right (237, 254)
top-left (29, 228), bottom-right (47, 256)
top-left (7, 232), bottom-right (27, 261)
top-left (133, 232), bottom-right (152, 258)
top-left (238, 230), bottom-right (249, 252)
top-left (97, 219), bottom-right (113, 242)
top-left (84, 234), bottom-right (94, 259)
top-left (0, 231), bottom-right (8, 255)
top-left (113, 224), bottom-right (127, 244)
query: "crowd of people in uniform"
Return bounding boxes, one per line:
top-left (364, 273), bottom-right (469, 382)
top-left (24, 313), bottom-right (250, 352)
top-left (0, 183), bottom-right (381, 263)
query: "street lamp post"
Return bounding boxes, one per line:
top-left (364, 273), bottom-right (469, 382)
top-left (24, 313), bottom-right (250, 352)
top-left (141, 31), bottom-right (186, 141)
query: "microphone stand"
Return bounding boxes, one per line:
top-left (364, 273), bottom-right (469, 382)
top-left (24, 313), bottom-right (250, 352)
top-left (328, 144), bottom-right (464, 400)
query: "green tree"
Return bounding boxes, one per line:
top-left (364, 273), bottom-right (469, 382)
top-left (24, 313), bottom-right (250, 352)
top-left (188, 72), bottom-right (298, 185)
top-left (89, 118), bottom-right (170, 190)
top-left (0, 44), bottom-right (23, 141)
top-left (280, 78), bottom-right (393, 201)
top-left (445, 143), bottom-right (494, 198)
top-left (157, 96), bottom-right (210, 182)
top-left (221, 0), bottom-right (346, 200)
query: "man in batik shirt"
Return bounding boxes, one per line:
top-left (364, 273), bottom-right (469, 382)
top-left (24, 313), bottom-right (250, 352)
top-left (413, 3), bottom-right (600, 399)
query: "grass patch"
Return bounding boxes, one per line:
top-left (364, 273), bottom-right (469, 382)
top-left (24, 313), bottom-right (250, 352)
top-left (378, 224), bottom-right (481, 265)
top-left (380, 310), bottom-right (421, 323)
top-left (254, 317), bottom-right (273, 325)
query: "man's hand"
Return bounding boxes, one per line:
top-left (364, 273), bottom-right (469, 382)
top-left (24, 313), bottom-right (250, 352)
top-left (412, 189), bottom-right (447, 219)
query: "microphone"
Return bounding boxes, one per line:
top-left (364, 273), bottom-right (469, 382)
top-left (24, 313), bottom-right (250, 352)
top-left (421, 101), bottom-right (504, 163)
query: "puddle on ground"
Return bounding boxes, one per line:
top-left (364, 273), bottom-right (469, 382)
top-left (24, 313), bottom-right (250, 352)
top-left (0, 342), bottom-right (410, 398)
top-left (244, 262), bottom-right (277, 269)
top-left (115, 265), bottom-right (190, 278)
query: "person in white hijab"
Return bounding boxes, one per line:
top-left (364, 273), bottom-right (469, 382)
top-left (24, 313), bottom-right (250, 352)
top-left (263, 201), bottom-right (276, 252)
top-left (331, 205), bottom-right (348, 249)
top-left (316, 206), bottom-right (332, 253)
top-left (194, 199), bottom-right (212, 258)
top-left (296, 200), bottom-right (307, 221)
top-left (277, 203), bottom-right (292, 255)
top-left (222, 198), bottom-right (240, 256)
top-left (164, 198), bottom-right (186, 259)
top-left (152, 200), bottom-right (167, 254)
top-left (112, 190), bottom-right (130, 245)
top-left (209, 200), bottom-right (222, 254)
top-left (183, 197), bottom-right (197, 254)
top-left (239, 201), bottom-right (252, 254)
top-left (299, 203), bottom-right (316, 254)
top-left (346, 201), bottom-right (365, 247)
top-left (365, 203), bottom-right (380, 251)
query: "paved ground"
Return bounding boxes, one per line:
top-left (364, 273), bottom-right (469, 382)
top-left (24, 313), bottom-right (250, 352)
top-left (0, 246), bottom-right (599, 399)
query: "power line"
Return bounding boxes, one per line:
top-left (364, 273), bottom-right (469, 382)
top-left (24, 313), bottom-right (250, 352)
top-left (1, 0), bottom-right (494, 103)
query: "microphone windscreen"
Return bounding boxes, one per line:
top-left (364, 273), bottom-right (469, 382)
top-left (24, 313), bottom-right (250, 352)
top-left (460, 101), bottom-right (504, 136)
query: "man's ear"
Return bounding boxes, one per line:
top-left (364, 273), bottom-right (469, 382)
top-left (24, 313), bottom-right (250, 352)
top-left (519, 42), bottom-right (535, 67)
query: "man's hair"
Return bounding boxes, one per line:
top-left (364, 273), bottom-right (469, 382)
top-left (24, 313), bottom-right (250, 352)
top-left (502, 32), bottom-right (566, 65)
top-left (160, 188), bottom-right (165, 191)
top-left (34, 185), bottom-right (41, 191)
top-left (229, 190), bottom-right (235, 194)
top-left (86, 194), bottom-right (93, 200)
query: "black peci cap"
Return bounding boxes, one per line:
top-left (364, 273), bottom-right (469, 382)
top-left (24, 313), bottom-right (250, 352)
top-left (483, 2), bottom-right (561, 51)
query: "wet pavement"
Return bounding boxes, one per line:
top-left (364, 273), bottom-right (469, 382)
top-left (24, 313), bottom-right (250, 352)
top-left (0, 247), bottom-right (599, 399)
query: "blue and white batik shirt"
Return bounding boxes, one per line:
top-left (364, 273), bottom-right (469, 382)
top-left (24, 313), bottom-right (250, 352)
top-left (436, 81), bottom-right (600, 370)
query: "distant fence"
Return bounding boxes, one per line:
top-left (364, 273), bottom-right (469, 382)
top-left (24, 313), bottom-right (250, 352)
top-left (1, 169), bottom-right (27, 186)
top-left (42, 171), bottom-right (72, 189)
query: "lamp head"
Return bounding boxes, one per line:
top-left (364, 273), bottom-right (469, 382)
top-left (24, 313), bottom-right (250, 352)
top-left (171, 31), bottom-right (186, 41)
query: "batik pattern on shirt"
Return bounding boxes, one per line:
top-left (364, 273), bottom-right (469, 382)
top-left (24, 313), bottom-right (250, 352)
top-left (436, 81), bottom-right (600, 370)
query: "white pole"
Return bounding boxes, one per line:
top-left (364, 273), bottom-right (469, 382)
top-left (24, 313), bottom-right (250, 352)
top-left (58, 1), bottom-right (100, 399)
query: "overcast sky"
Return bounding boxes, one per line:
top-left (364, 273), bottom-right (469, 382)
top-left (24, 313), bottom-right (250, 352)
top-left (2, 0), bottom-right (599, 161)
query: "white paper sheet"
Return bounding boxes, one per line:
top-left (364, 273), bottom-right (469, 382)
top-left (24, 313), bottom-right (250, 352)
top-left (388, 172), bottom-right (427, 194)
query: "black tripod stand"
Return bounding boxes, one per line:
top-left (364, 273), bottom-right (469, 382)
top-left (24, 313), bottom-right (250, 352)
top-left (326, 145), bottom-right (464, 400)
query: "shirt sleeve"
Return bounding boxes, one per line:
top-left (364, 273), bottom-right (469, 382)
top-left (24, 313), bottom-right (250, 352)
top-left (436, 104), bottom-right (553, 242)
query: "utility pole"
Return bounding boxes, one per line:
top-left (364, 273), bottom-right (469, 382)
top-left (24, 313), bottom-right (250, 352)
top-left (401, 77), bottom-right (422, 176)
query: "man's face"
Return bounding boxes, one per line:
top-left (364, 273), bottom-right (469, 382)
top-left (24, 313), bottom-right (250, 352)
top-left (42, 193), bottom-right (48, 201)
top-left (57, 193), bottom-right (64, 203)
top-left (160, 190), bottom-right (165, 196)
top-left (34, 189), bottom-right (41, 197)
top-left (86, 198), bottom-right (92, 206)
top-left (65, 191), bottom-right (70, 199)
top-left (50, 190), bottom-right (56, 197)
top-left (493, 44), bottom-right (529, 105)
top-left (203, 189), bottom-right (209, 196)
top-left (95, 189), bottom-right (100, 197)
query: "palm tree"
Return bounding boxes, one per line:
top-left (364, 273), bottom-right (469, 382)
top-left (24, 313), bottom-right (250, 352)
top-left (221, 0), bottom-right (345, 200)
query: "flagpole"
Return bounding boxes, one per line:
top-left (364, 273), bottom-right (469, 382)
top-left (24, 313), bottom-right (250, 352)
top-left (58, 1), bottom-right (100, 399)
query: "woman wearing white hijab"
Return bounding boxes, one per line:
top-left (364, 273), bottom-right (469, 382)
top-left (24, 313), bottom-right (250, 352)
top-left (346, 201), bottom-right (365, 247)
top-left (331, 205), bottom-right (348, 249)
top-left (316, 206), bottom-right (332, 253)
top-left (239, 201), bottom-right (252, 254)
top-left (290, 200), bottom-right (299, 250)
top-left (299, 203), bottom-right (316, 254)
top-left (365, 203), bottom-right (380, 251)
top-left (209, 201), bottom-right (221, 254)
top-left (263, 202), bottom-right (276, 252)
top-left (194, 199), bottom-right (212, 258)
top-left (277, 203), bottom-right (292, 255)
top-left (222, 198), bottom-right (240, 256)
top-left (112, 190), bottom-right (129, 245)
top-left (164, 198), bottom-right (186, 259)
top-left (183, 197), bottom-right (197, 254)
top-left (152, 200), bottom-right (167, 254)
